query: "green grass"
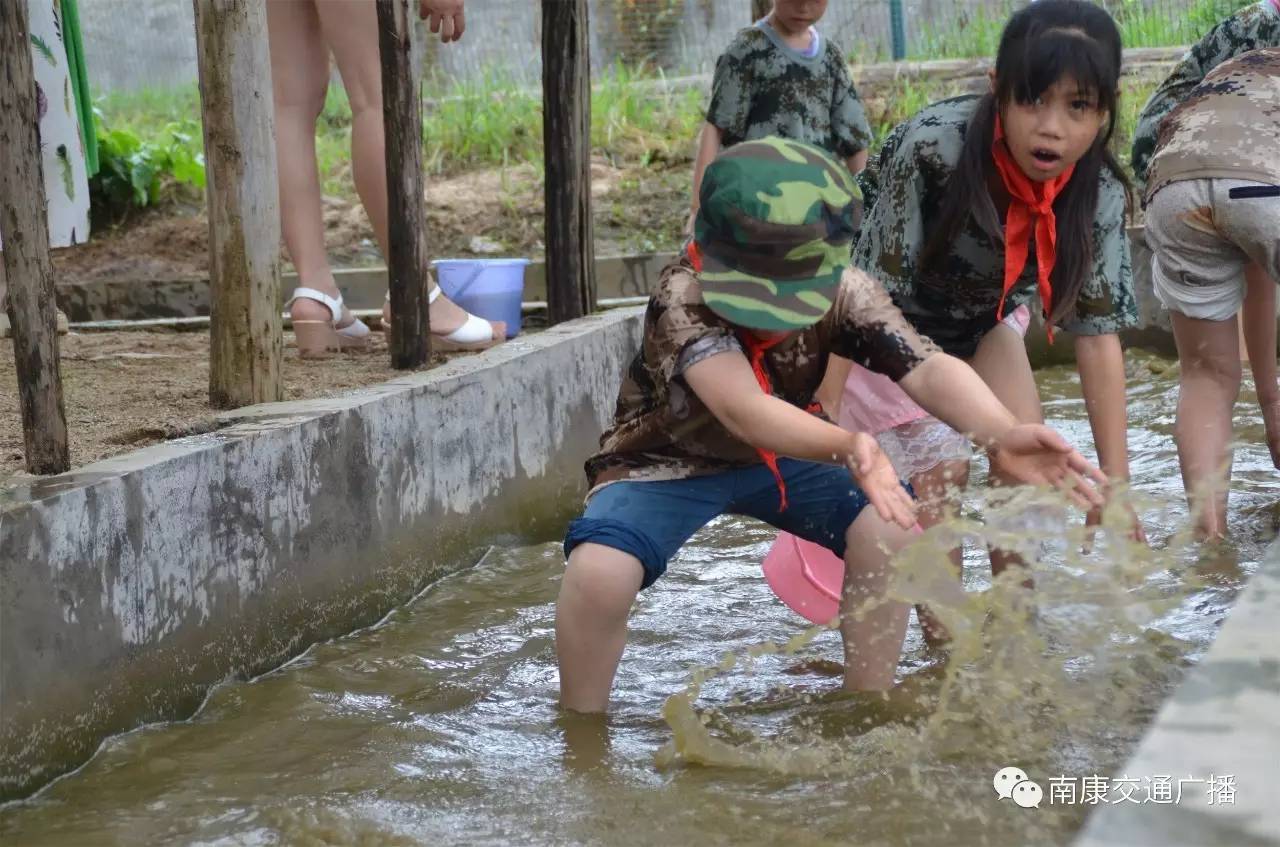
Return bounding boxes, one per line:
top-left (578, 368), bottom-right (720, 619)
top-left (907, 0), bottom-right (1248, 60)
top-left (1112, 0), bottom-right (1247, 47)
top-left (88, 0), bottom-right (1227, 219)
top-left (90, 61), bottom-right (706, 210)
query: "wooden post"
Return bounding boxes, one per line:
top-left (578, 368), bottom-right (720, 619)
top-left (192, 0), bottom-right (283, 409)
top-left (377, 0), bottom-right (431, 369)
top-left (542, 0), bottom-right (597, 325)
top-left (0, 2), bottom-right (70, 474)
top-left (751, 0), bottom-right (772, 22)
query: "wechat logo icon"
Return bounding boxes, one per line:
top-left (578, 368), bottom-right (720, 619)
top-left (994, 766), bottom-right (1043, 809)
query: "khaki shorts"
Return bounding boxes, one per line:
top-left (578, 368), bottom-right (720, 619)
top-left (1146, 178), bottom-right (1280, 322)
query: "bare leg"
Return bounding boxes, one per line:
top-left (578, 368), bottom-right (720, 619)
top-left (968, 324), bottom-right (1044, 578)
top-left (1240, 262), bottom-right (1280, 469)
top-left (555, 543), bottom-right (645, 713)
top-left (313, 0), bottom-right (499, 338)
top-left (1170, 310), bottom-right (1242, 539)
top-left (841, 508), bottom-right (913, 691)
top-left (265, 0), bottom-right (351, 327)
top-left (910, 458), bottom-right (970, 647)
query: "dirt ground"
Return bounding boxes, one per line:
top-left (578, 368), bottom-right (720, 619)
top-left (9, 156), bottom-right (683, 487)
top-left (52, 158), bottom-right (688, 285)
top-left (0, 329), bottom-right (470, 488)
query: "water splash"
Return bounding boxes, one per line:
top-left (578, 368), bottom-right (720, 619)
top-left (659, 484), bottom-right (1206, 796)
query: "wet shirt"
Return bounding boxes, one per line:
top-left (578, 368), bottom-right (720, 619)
top-left (706, 24), bottom-right (872, 158)
top-left (1132, 0), bottom-right (1280, 187)
top-left (853, 96), bottom-right (1138, 359)
top-left (1146, 48), bottom-right (1280, 201)
top-left (584, 256), bottom-right (939, 491)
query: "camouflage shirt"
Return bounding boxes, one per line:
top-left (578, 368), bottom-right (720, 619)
top-left (1132, 0), bottom-right (1280, 187)
top-left (584, 256), bottom-right (939, 491)
top-left (706, 24), bottom-right (872, 158)
top-left (1147, 48), bottom-right (1280, 200)
top-left (853, 96), bottom-right (1138, 359)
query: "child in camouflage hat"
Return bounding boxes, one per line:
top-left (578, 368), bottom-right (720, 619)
top-left (686, 0), bottom-right (872, 234)
top-left (1143, 47), bottom-right (1280, 539)
top-left (1131, 0), bottom-right (1280, 190)
top-left (811, 0), bottom-right (1145, 644)
top-left (555, 136), bottom-right (1106, 714)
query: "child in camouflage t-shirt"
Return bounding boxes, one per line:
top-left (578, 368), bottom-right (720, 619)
top-left (687, 0), bottom-right (872, 230)
top-left (1143, 48), bottom-right (1280, 538)
top-left (557, 137), bottom-right (1106, 714)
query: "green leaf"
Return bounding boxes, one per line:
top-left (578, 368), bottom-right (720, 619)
top-left (29, 35), bottom-right (56, 65)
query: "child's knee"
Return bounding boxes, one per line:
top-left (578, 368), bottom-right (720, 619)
top-left (563, 543), bottom-right (646, 607)
top-left (843, 506), bottom-right (916, 560)
top-left (1182, 345), bottom-right (1243, 385)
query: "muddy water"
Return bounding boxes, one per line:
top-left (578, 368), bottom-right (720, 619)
top-left (2, 355), bottom-right (1277, 847)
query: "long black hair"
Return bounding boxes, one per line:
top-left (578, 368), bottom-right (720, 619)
top-left (918, 0), bottom-right (1129, 327)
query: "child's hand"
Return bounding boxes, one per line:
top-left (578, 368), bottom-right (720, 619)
top-left (683, 209), bottom-right (697, 239)
top-left (845, 432), bottom-right (916, 530)
top-left (988, 424), bottom-right (1106, 510)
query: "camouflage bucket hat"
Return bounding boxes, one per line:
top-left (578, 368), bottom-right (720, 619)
top-left (695, 136), bottom-right (862, 330)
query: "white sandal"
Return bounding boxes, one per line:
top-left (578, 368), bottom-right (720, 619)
top-left (286, 287), bottom-right (371, 359)
top-left (382, 286), bottom-right (506, 352)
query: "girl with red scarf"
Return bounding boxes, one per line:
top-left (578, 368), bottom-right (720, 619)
top-left (779, 0), bottom-right (1146, 643)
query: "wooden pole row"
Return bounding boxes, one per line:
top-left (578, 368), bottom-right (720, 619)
top-left (4, 0), bottom-right (599, 475)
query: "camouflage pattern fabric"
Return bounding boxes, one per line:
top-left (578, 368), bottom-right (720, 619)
top-left (1146, 48), bottom-right (1280, 200)
top-left (1131, 0), bottom-right (1280, 188)
top-left (853, 96), bottom-right (1138, 360)
top-left (695, 137), bottom-right (862, 330)
top-left (706, 23), bottom-right (872, 158)
top-left (583, 256), bottom-right (939, 492)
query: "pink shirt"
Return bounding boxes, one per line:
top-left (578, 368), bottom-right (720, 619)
top-left (837, 304), bottom-right (1032, 435)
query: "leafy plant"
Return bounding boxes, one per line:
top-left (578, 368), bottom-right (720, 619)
top-left (89, 110), bottom-right (205, 223)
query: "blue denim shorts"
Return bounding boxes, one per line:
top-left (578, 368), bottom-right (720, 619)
top-left (564, 458), bottom-right (899, 590)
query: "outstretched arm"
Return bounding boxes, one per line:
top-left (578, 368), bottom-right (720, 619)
top-left (1076, 333), bottom-right (1147, 543)
top-left (683, 349), bottom-right (917, 528)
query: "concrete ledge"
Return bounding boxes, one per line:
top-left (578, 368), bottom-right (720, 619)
top-left (0, 307), bottom-right (644, 800)
top-left (56, 253), bottom-right (675, 323)
top-left (65, 228), bottom-right (1278, 363)
top-left (1074, 532), bottom-right (1280, 846)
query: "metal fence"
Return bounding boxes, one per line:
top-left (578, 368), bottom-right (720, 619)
top-left (79, 0), bottom-right (1252, 94)
top-left (413, 0), bottom-right (1247, 89)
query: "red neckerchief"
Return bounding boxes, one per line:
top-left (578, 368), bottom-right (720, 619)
top-left (990, 115), bottom-right (1074, 342)
top-left (686, 240), bottom-right (815, 511)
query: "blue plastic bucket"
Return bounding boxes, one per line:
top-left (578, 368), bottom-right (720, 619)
top-left (431, 258), bottom-right (529, 339)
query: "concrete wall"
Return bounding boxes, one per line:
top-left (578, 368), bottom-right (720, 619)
top-left (0, 308), bottom-right (644, 801)
top-left (1074, 532), bottom-right (1280, 846)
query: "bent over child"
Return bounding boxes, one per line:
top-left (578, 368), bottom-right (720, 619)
top-left (556, 138), bottom-right (1105, 713)
top-left (1143, 47), bottom-right (1280, 538)
top-left (821, 0), bottom-right (1146, 642)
